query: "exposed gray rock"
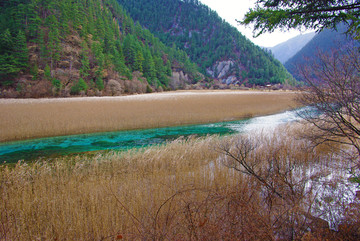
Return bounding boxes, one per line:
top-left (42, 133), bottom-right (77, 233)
top-left (207, 60), bottom-right (236, 83)
top-left (170, 71), bottom-right (190, 89)
top-left (217, 61), bottom-right (233, 79)
top-left (224, 75), bottom-right (237, 85)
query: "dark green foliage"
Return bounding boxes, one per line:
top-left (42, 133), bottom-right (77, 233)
top-left (30, 64), bottom-right (39, 80)
top-left (71, 78), bottom-right (88, 95)
top-left (241, 0), bottom-right (360, 39)
top-left (52, 78), bottom-right (61, 91)
top-left (133, 50), bottom-right (144, 72)
top-left (14, 30), bottom-right (29, 70)
top-left (0, 0), bottom-right (201, 93)
top-left (117, 0), bottom-right (291, 85)
top-left (146, 84), bottom-right (153, 93)
top-left (142, 48), bottom-right (156, 84)
top-left (95, 77), bottom-right (104, 90)
top-left (0, 29), bottom-right (29, 83)
top-left (44, 64), bottom-right (52, 81)
top-left (80, 48), bottom-right (90, 78)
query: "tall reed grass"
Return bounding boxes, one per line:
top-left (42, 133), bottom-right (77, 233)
top-left (0, 90), bottom-right (299, 142)
top-left (1, 125), bottom-right (358, 240)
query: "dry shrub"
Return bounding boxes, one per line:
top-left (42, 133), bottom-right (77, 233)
top-left (124, 79), bottom-right (146, 94)
top-left (29, 80), bottom-right (52, 98)
top-left (218, 126), bottom-right (360, 240)
top-left (105, 79), bottom-right (123, 96)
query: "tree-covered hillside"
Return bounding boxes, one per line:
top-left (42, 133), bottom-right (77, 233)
top-left (0, 0), bottom-right (201, 97)
top-left (117, 0), bottom-right (293, 86)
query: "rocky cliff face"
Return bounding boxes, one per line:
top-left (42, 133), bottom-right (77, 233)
top-left (206, 60), bottom-right (239, 85)
top-left (117, 0), bottom-right (292, 86)
top-left (170, 71), bottom-right (190, 89)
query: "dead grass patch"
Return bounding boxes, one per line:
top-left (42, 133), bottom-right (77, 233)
top-left (0, 90), bottom-right (299, 142)
top-left (1, 125), bottom-right (359, 240)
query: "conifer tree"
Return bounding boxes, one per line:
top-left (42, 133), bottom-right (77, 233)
top-left (26, 3), bottom-right (41, 38)
top-left (48, 27), bottom-right (61, 69)
top-left (133, 50), bottom-right (144, 72)
top-left (38, 29), bottom-right (48, 67)
top-left (0, 29), bottom-right (20, 81)
top-left (123, 34), bottom-right (137, 70)
top-left (95, 77), bottom-right (104, 90)
top-left (14, 30), bottom-right (29, 70)
top-left (44, 64), bottom-right (52, 80)
top-left (79, 49), bottom-right (90, 78)
top-left (142, 48), bottom-right (156, 84)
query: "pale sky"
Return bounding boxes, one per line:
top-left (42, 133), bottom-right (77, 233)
top-left (200, 0), bottom-right (313, 47)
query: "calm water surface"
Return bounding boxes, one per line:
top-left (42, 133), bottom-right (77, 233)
top-left (0, 108), bottom-right (304, 163)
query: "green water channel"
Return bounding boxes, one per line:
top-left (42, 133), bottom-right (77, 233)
top-left (0, 108), bottom-right (303, 163)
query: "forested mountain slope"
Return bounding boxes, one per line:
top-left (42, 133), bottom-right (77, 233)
top-left (0, 0), bottom-right (201, 98)
top-left (117, 0), bottom-right (293, 86)
top-left (268, 32), bottom-right (316, 64)
top-left (285, 24), bottom-right (358, 81)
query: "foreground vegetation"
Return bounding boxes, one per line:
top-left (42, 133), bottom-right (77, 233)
top-left (1, 125), bottom-right (359, 240)
top-left (0, 90), bottom-right (299, 142)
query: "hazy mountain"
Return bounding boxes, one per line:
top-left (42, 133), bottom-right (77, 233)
top-left (117, 0), bottom-right (293, 86)
top-left (284, 24), bottom-right (358, 81)
top-left (268, 32), bottom-right (316, 64)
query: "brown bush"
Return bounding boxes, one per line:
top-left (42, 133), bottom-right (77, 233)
top-left (105, 79), bottom-right (122, 96)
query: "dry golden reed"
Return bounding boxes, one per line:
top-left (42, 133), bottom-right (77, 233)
top-left (1, 125), bottom-right (356, 240)
top-left (0, 90), bottom-right (299, 142)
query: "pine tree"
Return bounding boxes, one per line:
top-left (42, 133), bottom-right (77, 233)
top-left (142, 48), bottom-right (156, 84)
top-left (133, 50), bottom-right (144, 72)
top-left (0, 29), bottom-right (14, 55)
top-left (95, 77), bottom-right (104, 90)
top-left (38, 29), bottom-right (48, 67)
top-left (71, 77), bottom-right (88, 95)
top-left (123, 34), bottom-right (137, 70)
top-left (92, 41), bottom-right (105, 68)
top-left (79, 44), bottom-right (90, 78)
top-left (26, 3), bottom-right (41, 38)
top-left (14, 30), bottom-right (29, 70)
top-left (0, 29), bottom-right (19, 82)
top-left (44, 64), bottom-right (52, 80)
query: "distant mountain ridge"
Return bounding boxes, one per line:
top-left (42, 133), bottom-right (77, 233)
top-left (284, 24), bottom-right (358, 81)
top-left (117, 0), bottom-right (293, 86)
top-left (268, 32), bottom-right (316, 64)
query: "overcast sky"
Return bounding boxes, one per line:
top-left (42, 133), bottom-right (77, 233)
top-left (200, 0), bottom-right (313, 47)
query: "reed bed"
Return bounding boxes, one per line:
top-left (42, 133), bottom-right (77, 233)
top-left (0, 90), bottom-right (299, 142)
top-left (1, 125), bottom-right (358, 240)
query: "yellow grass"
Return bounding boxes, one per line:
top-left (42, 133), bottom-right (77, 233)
top-left (1, 126), bottom-right (352, 240)
top-left (0, 90), bottom-right (300, 142)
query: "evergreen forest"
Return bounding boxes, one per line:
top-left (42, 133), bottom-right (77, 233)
top-left (117, 0), bottom-right (293, 85)
top-left (0, 0), bottom-right (201, 97)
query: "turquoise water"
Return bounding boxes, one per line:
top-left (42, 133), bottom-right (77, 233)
top-left (0, 108), bottom-right (303, 163)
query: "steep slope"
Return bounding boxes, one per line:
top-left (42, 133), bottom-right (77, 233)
top-left (0, 0), bottom-right (201, 98)
top-left (268, 32), bottom-right (316, 64)
top-left (285, 24), bottom-right (358, 81)
top-left (117, 0), bottom-right (293, 86)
